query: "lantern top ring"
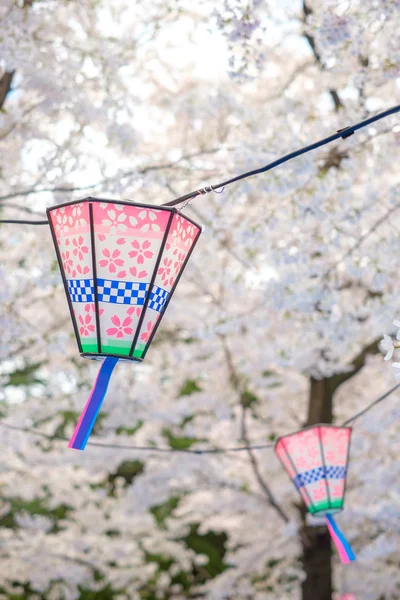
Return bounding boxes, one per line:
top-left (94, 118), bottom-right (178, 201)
top-left (46, 196), bottom-right (201, 230)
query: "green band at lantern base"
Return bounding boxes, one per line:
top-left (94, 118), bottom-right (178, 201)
top-left (80, 339), bottom-right (145, 359)
top-left (309, 500), bottom-right (343, 515)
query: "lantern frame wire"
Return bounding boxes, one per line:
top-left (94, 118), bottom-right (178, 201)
top-left (275, 423), bottom-right (352, 515)
top-left (89, 202), bottom-right (102, 354)
top-left (48, 207), bottom-right (84, 355)
top-left (47, 197), bottom-right (202, 363)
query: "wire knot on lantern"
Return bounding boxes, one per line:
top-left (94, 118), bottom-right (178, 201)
top-left (275, 424), bottom-right (355, 564)
top-left (47, 197), bottom-right (202, 451)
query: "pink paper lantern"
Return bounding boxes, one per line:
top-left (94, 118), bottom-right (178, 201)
top-left (275, 424), bottom-right (355, 563)
top-left (275, 424), bottom-right (351, 515)
top-left (48, 198), bottom-right (201, 361)
top-left (47, 197), bottom-right (201, 449)
top-left (339, 594), bottom-right (357, 600)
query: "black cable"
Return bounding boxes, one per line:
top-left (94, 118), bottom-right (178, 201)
top-left (0, 381), bottom-right (398, 453)
top-left (341, 382), bottom-right (400, 426)
top-left (0, 421), bottom-right (272, 453)
top-left (0, 219), bottom-right (48, 225)
top-left (162, 104), bottom-right (400, 207)
top-left (0, 104), bottom-right (398, 224)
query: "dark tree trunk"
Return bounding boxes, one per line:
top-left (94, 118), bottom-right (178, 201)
top-left (300, 338), bottom-right (379, 600)
top-left (300, 376), bottom-right (334, 600)
top-left (301, 521), bottom-right (333, 600)
top-left (0, 70), bottom-right (15, 110)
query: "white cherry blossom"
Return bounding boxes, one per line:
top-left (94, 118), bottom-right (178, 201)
top-left (102, 209), bottom-right (128, 235)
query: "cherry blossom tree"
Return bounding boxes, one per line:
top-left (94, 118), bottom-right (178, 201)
top-left (1, 1), bottom-right (400, 599)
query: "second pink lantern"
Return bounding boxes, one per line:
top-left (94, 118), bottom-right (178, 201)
top-left (275, 424), bottom-right (355, 563)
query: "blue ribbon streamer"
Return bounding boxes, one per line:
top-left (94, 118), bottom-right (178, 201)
top-left (69, 357), bottom-right (119, 451)
top-left (326, 513), bottom-right (356, 562)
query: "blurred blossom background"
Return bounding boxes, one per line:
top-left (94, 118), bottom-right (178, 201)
top-left (0, 1), bottom-right (399, 599)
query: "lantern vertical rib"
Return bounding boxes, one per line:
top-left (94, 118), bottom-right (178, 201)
top-left (89, 202), bottom-right (102, 354)
top-left (279, 437), bottom-right (317, 514)
top-left (46, 209), bottom-right (83, 353)
top-left (341, 428), bottom-right (352, 512)
top-left (142, 223), bottom-right (202, 359)
top-left (129, 210), bottom-right (174, 358)
top-left (318, 425), bottom-right (332, 511)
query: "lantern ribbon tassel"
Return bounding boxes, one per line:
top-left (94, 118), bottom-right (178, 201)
top-left (325, 513), bottom-right (356, 564)
top-left (68, 357), bottom-right (119, 451)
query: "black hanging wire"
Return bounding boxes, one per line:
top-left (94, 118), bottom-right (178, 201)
top-left (0, 104), bottom-right (399, 224)
top-left (0, 219), bottom-right (48, 224)
top-left (341, 381), bottom-right (400, 426)
top-left (0, 381), bottom-right (398, 453)
top-left (162, 103), bottom-right (400, 207)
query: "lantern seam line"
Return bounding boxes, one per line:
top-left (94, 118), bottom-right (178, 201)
top-left (341, 426), bottom-right (353, 515)
top-left (318, 425), bottom-right (333, 512)
top-left (89, 202), bottom-right (102, 355)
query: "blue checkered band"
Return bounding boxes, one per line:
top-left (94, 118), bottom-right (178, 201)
top-left (294, 466), bottom-right (346, 489)
top-left (68, 279), bottom-right (94, 303)
top-left (96, 279), bottom-right (169, 313)
top-left (67, 278), bottom-right (170, 312)
top-left (97, 279), bottom-right (148, 305)
top-left (149, 286), bottom-right (169, 312)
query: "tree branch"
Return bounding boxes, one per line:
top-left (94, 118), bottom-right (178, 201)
top-left (302, 1), bottom-right (343, 111)
top-left (330, 337), bottom-right (381, 393)
top-left (323, 196), bottom-right (400, 280)
top-left (220, 336), bottom-right (290, 524)
top-left (0, 146), bottom-right (223, 203)
top-left (0, 70), bottom-right (15, 110)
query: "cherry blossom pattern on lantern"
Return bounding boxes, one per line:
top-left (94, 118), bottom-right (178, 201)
top-left (106, 315), bottom-right (134, 338)
top-left (129, 208), bottom-right (161, 232)
top-left (312, 481), bottom-right (326, 503)
top-left (129, 266), bottom-right (147, 278)
top-left (85, 303), bottom-right (104, 317)
top-left (55, 209), bottom-right (69, 235)
top-left (99, 249), bottom-right (125, 274)
top-left (62, 251), bottom-right (73, 275)
top-left (101, 208), bottom-right (128, 235)
top-left (100, 202), bottom-right (124, 212)
top-left (79, 312), bottom-right (95, 336)
top-left (332, 481), bottom-right (344, 498)
top-left (173, 250), bottom-right (185, 275)
top-left (158, 257), bottom-right (173, 287)
top-left (72, 204), bottom-right (87, 227)
top-left (171, 214), bottom-right (198, 249)
top-left (128, 240), bottom-right (154, 264)
top-left (141, 319), bottom-right (155, 342)
top-left (72, 236), bottom-right (89, 262)
top-left (72, 264), bottom-right (90, 277)
top-left (127, 306), bottom-right (142, 319)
